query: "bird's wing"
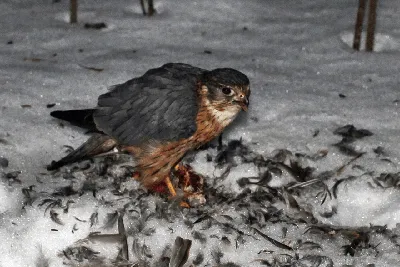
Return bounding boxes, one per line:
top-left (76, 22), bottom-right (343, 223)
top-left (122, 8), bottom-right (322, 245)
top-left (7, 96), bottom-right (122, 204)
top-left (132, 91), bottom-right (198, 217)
top-left (93, 63), bottom-right (206, 146)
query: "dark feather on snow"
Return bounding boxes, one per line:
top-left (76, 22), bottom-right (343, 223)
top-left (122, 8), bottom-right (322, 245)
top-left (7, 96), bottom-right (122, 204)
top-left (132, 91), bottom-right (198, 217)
top-left (219, 263), bottom-right (241, 267)
top-left (5, 170), bottom-right (21, 179)
top-left (252, 227), bottom-right (293, 251)
top-left (319, 206), bottom-right (337, 218)
top-left (332, 176), bottom-right (358, 199)
top-left (0, 157), bottom-right (9, 168)
top-left (132, 238), bottom-right (153, 262)
top-left (333, 124), bottom-right (373, 139)
top-left (270, 149), bottom-right (292, 163)
top-left (297, 240), bottom-right (323, 251)
top-left (214, 138), bottom-right (251, 167)
top-left (90, 211), bottom-right (99, 227)
top-left (52, 185), bottom-right (78, 197)
top-left (211, 247), bottom-right (223, 264)
top-left (169, 236), bottom-right (192, 267)
top-left (221, 236), bottom-right (231, 246)
top-left (333, 142), bottom-right (363, 156)
top-left (21, 185), bottom-right (36, 207)
top-left (191, 230), bottom-right (207, 244)
top-left (38, 198), bottom-right (62, 215)
top-left (102, 211), bottom-right (119, 229)
top-left (61, 245), bottom-right (101, 263)
top-left (288, 160), bottom-right (314, 182)
top-left (373, 172), bottom-right (400, 188)
top-left (192, 252), bottom-right (204, 265)
top-left (50, 210), bottom-right (64, 225)
top-left (373, 146), bottom-right (386, 156)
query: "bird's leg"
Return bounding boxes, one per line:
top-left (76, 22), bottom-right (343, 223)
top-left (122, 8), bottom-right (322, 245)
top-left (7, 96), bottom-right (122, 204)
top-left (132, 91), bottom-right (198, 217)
top-left (165, 176), bottom-right (177, 197)
top-left (172, 164), bottom-right (205, 206)
top-left (174, 164), bottom-right (192, 189)
top-left (173, 164), bottom-right (203, 193)
top-left (165, 175), bottom-right (190, 208)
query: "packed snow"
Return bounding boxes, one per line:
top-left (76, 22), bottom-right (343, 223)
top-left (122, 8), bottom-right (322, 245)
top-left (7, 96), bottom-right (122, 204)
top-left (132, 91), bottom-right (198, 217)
top-left (1, 0), bottom-right (400, 266)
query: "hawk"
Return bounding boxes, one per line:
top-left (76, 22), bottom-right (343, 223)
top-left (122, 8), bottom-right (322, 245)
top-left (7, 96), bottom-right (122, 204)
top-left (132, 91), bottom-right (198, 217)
top-left (48, 63), bottom-right (250, 198)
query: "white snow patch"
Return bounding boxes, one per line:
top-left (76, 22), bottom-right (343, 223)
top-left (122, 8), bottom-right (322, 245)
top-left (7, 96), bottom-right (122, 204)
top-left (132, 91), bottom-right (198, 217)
top-left (341, 31), bottom-right (400, 52)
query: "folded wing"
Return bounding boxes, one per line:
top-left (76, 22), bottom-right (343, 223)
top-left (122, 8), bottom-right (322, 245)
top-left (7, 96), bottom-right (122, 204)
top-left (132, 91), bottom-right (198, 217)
top-left (93, 63), bottom-right (206, 146)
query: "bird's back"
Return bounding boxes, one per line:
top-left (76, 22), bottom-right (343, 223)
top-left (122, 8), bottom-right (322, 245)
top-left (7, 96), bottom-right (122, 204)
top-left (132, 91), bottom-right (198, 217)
top-left (93, 63), bottom-right (206, 146)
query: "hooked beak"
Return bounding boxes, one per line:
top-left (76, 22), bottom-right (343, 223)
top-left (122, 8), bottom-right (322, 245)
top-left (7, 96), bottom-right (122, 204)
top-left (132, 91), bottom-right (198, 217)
top-left (234, 97), bottom-right (249, 112)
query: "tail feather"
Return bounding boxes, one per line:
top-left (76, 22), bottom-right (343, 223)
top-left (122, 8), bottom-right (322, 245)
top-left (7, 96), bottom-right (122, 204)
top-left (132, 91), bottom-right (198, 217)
top-left (47, 133), bottom-right (117, 170)
top-left (50, 109), bottom-right (96, 130)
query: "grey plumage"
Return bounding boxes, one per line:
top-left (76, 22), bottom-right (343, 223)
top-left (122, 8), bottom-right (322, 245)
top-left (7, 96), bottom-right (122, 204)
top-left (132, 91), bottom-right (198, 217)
top-left (94, 63), bottom-right (205, 146)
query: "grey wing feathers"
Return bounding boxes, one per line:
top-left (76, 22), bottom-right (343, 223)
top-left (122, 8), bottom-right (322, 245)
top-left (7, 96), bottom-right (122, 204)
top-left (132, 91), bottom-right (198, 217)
top-left (93, 63), bottom-right (206, 146)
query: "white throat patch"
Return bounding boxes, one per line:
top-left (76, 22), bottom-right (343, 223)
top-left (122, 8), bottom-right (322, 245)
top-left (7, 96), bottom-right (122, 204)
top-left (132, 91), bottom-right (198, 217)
top-left (208, 104), bottom-right (240, 127)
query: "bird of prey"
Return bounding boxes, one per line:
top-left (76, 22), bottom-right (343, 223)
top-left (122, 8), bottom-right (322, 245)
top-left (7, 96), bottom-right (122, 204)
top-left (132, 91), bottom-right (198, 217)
top-left (48, 63), bottom-right (250, 198)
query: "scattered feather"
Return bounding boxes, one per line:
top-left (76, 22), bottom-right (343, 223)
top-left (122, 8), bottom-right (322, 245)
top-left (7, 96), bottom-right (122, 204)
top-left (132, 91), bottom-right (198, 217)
top-left (84, 22), bottom-right (107, 29)
top-left (0, 157), bottom-right (9, 168)
top-left (191, 231), bottom-right (207, 244)
top-left (373, 146), bottom-right (386, 156)
top-left (333, 125), bottom-right (373, 139)
top-left (252, 227), bottom-right (292, 251)
top-left (102, 211), bottom-right (119, 229)
top-left (169, 236), bottom-right (192, 267)
top-left (211, 247), bottom-right (223, 264)
top-left (297, 240), bottom-right (323, 251)
top-left (50, 210), bottom-right (64, 225)
top-left (78, 64), bottom-right (104, 72)
top-left (192, 253), bottom-right (204, 265)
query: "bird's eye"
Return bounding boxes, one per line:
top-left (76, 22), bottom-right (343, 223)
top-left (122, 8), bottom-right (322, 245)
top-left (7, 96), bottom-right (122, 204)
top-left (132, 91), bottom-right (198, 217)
top-left (222, 87), bottom-right (232, 95)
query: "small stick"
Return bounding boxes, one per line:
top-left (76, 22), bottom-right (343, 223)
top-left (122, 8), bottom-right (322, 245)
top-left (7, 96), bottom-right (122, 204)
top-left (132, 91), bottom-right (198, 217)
top-left (353, 0), bottom-right (367, 51)
top-left (366, 0), bottom-right (378, 52)
top-left (336, 153), bottom-right (364, 176)
top-left (70, 0), bottom-right (78, 23)
top-left (140, 0), bottom-right (147, 15)
top-left (148, 0), bottom-right (156, 16)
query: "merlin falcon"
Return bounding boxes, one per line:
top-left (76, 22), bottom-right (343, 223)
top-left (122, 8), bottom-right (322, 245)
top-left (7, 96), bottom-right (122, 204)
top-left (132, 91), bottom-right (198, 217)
top-left (48, 63), bottom-right (250, 198)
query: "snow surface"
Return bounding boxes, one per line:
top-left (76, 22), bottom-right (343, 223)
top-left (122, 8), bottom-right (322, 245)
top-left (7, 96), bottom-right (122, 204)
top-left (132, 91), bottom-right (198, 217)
top-left (1, 0), bottom-right (400, 266)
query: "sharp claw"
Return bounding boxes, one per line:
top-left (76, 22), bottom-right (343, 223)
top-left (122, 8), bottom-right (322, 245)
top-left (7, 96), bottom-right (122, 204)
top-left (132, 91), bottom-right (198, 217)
top-left (132, 171), bottom-right (140, 180)
top-left (180, 201), bottom-right (190, 208)
top-left (165, 176), bottom-right (177, 197)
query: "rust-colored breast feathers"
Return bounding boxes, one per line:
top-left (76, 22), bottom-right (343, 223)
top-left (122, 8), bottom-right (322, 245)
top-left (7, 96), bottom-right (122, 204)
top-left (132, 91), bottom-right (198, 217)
top-left (128, 84), bottom-right (241, 188)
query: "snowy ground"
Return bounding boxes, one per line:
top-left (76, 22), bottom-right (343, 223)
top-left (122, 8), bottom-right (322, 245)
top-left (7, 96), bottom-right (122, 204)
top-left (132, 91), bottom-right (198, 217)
top-left (1, 0), bottom-right (400, 266)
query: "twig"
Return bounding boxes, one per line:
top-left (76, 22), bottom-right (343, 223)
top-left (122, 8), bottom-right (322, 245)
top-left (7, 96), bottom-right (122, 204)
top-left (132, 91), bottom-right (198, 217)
top-left (70, 0), bottom-right (77, 23)
top-left (336, 153), bottom-right (364, 176)
top-left (366, 0), bottom-right (378, 52)
top-left (148, 0), bottom-right (156, 16)
top-left (353, 0), bottom-right (367, 51)
top-left (252, 227), bottom-right (293, 251)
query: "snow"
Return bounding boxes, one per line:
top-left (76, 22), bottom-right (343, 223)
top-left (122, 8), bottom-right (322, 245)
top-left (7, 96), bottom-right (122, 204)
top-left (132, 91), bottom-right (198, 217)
top-left (1, 0), bottom-right (400, 266)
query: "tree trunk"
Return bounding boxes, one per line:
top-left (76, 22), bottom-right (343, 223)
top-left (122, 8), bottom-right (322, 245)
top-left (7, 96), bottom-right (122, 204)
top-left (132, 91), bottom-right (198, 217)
top-left (148, 0), bottom-right (155, 16)
top-left (353, 0), bottom-right (367, 51)
top-left (70, 0), bottom-right (78, 23)
top-left (140, 0), bottom-right (147, 15)
top-left (366, 0), bottom-right (378, 52)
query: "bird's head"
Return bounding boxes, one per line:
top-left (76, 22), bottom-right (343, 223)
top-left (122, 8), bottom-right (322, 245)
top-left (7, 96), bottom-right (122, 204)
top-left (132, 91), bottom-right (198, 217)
top-left (200, 68), bottom-right (250, 113)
